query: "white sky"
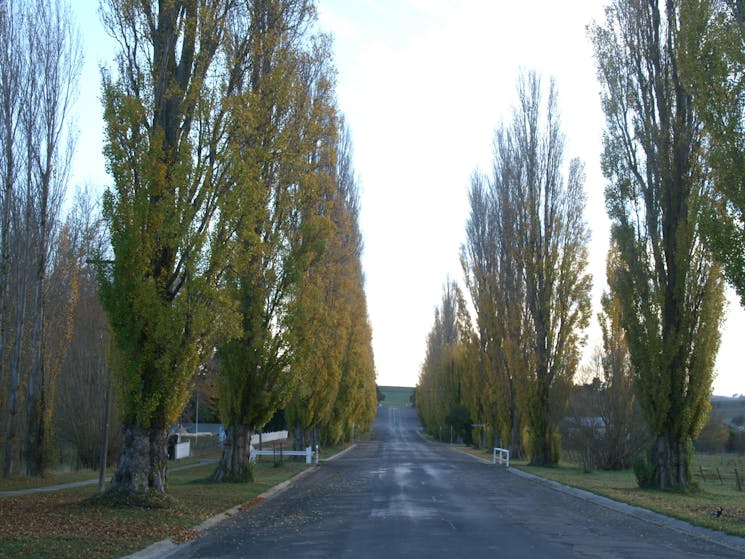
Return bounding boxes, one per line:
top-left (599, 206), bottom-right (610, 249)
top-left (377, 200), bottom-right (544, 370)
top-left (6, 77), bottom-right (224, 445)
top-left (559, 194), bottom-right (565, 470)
top-left (69, 1), bottom-right (745, 396)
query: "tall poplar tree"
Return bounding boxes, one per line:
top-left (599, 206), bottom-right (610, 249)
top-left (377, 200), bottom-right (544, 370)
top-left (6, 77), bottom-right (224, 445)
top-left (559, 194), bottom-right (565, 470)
top-left (99, 0), bottom-right (242, 494)
top-left (212, 0), bottom-right (336, 482)
top-left (505, 73), bottom-right (591, 466)
top-left (287, 122), bottom-right (366, 449)
top-left (590, 0), bottom-right (725, 488)
top-left (416, 280), bottom-right (473, 438)
top-left (321, 125), bottom-right (377, 444)
top-left (461, 169), bottom-right (523, 454)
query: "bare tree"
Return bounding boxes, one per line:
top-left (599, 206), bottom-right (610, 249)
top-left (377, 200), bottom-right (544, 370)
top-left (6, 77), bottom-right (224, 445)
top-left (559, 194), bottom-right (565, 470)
top-left (464, 72), bottom-right (592, 466)
top-left (53, 188), bottom-right (120, 470)
top-left (24, 0), bottom-right (82, 475)
top-left (0, 0), bottom-right (25, 478)
top-left (0, 0), bottom-right (81, 477)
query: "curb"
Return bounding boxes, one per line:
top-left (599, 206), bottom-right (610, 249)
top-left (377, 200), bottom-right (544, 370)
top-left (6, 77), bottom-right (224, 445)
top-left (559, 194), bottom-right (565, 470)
top-left (121, 445), bottom-right (356, 559)
top-left (322, 443), bottom-right (357, 462)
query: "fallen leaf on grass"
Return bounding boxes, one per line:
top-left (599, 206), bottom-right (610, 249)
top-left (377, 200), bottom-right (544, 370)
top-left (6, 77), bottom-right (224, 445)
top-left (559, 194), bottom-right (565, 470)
top-left (171, 528), bottom-right (202, 544)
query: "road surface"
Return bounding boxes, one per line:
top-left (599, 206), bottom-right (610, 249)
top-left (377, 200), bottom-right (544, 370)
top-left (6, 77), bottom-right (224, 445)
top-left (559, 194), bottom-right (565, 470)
top-left (168, 406), bottom-right (745, 558)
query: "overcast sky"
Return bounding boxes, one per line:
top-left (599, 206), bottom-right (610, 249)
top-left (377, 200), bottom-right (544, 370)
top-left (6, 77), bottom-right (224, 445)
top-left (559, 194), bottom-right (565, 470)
top-left (70, 1), bottom-right (745, 396)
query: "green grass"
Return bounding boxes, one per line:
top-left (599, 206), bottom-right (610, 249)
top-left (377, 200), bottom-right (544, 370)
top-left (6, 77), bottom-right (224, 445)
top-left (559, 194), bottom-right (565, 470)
top-left (378, 386), bottom-right (414, 407)
top-left (0, 459), bottom-right (309, 559)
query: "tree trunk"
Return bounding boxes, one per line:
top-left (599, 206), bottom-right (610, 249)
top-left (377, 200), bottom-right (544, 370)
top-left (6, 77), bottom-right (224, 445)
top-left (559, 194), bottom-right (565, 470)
top-left (293, 423), bottom-right (306, 451)
top-left (3, 244), bottom-right (29, 478)
top-left (25, 266), bottom-right (46, 476)
top-left (509, 401), bottom-right (521, 459)
top-left (530, 426), bottom-right (552, 467)
top-left (108, 423), bottom-right (168, 493)
top-left (529, 385), bottom-right (555, 467)
top-left (653, 433), bottom-right (690, 490)
top-left (214, 424), bottom-right (253, 482)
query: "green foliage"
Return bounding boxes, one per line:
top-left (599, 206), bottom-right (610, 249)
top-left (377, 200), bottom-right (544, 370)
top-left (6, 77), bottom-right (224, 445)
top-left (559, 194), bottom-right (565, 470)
top-left (212, 2), bottom-right (347, 477)
top-left (590, 0), bottom-right (725, 489)
top-left (446, 404), bottom-right (473, 445)
top-left (416, 280), bottom-right (474, 440)
top-left (695, 413), bottom-right (730, 453)
top-left (98, 1), bottom-right (242, 493)
top-left (289, 122), bottom-right (376, 448)
top-left (680, 0), bottom-right (745, 306)
top-left (633, 455), bottom-right (657, 489)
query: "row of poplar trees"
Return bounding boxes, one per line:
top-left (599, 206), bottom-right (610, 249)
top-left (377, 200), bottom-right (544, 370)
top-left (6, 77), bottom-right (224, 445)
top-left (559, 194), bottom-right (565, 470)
top-left (418, 0), bottom-right (745, 490)
top-left (0, 0), bottom-right (378, 495)
top-left (417, 73), bottom-right (592, 468)
top-left (100, 0), bottom-right (376, 493)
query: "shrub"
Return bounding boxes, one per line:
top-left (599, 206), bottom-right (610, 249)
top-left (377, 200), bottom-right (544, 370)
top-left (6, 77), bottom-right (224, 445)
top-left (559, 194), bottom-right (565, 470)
top-left (632, 455), bottom-right (656, 488)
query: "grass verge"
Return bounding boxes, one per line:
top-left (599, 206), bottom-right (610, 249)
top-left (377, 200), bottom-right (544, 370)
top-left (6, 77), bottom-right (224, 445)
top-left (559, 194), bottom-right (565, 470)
top-left (0, 457), bottom-right (215, 493)
top-left (457, 445), bottom-right (745, 539)
top-left (0, 459), bottom-right (309, 559)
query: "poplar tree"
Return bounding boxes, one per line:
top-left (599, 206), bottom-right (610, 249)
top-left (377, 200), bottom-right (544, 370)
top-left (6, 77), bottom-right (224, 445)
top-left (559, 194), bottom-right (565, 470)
top-left (590, 0), bottom-right (725, 488)
top-left (461, 169), bottom-right (523, 454)
top-left (212, 1), bottom-right (336, 482)
top-left (503, 73), bottom-right (591, 466)
top-left (287, 123), bottom-right (370, 449)
top-left (416, 280), bottom-right (473, 439)
top-left (322, 128), bottom-right (377, 444)
top-left (99, 0), bottom-right (242, 494)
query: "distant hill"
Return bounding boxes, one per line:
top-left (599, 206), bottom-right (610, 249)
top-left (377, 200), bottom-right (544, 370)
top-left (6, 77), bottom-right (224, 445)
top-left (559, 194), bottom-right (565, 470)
top-left (378, 386), bottom-right (414, 407)
top-left (711, 395), bottom-right (745, 425)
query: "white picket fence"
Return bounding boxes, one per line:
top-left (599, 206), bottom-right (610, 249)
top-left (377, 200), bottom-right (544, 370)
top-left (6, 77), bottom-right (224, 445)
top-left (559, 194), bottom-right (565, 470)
top-left (493, 447), bottom-right (510, 467)
top-left (250, 445), bottom-right (319, 465)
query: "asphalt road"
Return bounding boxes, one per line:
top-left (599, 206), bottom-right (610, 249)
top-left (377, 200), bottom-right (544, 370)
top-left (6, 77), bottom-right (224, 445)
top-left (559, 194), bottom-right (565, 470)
top-left (167, 406), bottom-right (745, 558)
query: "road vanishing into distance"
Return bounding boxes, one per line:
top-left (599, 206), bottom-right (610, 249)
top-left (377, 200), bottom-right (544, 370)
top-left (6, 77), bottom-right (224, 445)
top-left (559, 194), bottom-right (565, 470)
top-left (168, 406), bottom-right (745, 558)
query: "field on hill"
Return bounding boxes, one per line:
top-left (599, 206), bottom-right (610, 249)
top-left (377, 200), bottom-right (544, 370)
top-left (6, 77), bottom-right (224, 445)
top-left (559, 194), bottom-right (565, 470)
top-left (378, 386), bottom-right (414, 407)
top-left (711, 397), bottom-right (745, 425)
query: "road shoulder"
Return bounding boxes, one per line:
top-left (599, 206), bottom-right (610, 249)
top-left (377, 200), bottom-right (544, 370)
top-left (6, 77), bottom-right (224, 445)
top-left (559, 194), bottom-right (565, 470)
top-left (453, 446), bottom-right (745, 555)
